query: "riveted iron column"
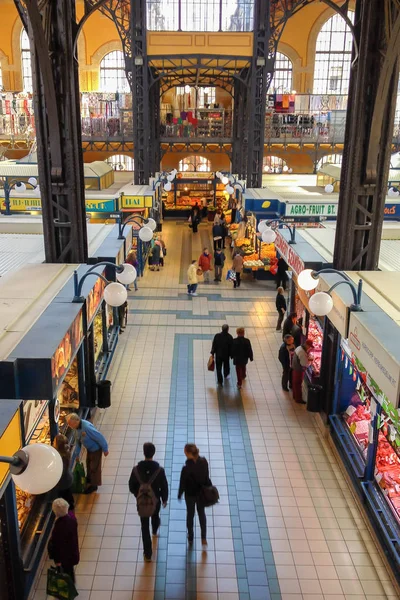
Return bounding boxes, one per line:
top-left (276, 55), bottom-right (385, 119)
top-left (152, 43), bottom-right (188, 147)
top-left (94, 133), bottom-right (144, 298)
top-left (334, 0), bottom-right (400, 270)
top-left (232, 77), bottom-right (248, 180)
top-left (149, 73), bottom-right (161, 176)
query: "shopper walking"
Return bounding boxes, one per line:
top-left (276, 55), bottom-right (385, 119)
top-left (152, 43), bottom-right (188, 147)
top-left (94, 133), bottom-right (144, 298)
top-left (213, 208), bottom-right (223, 225)
top-left (66, 413), bottom-right (109, 494)
top-left (198, 248), bottom-right (212, 283)
top-left (276, 286), bottom-right (287, 331)
top-left (190, 202), bottom-right (201, 233)
top-left (129, 442), bottom-right (169, 562)
top-left (278, 334), bottom-right (295, 392)
top-left (212, 222), bottom-right (223, 251)
top-left (291, 340), bottom-right (313, 404)
top-left (178, 444), bottom-right (211, 546)
top-left (276, 255), bottom-right (288, 290)
top-left (229, 197), bottom-right (238, 224)
top-left (187, 260), bottom-right (199, 296)
top-left (151, 240), bottom-right (161, 271)
top-left (213, 248), bottom-right (225, 282)
top-left (232, 251), bottom-right (244, 288)
top-left (282, 312), bottom-right (302, 347)
top-left (125, 249), bottom-right (139, 291)
top-left (52, 434), bottom-right (74, 510)
top-left (210, 324), bottom-right (233, 385)
top-left (232, 327), bottom-right (253, 388)
top-left (48, 498), bottom-right (79, 583)
top-left (157, 235), bottom-right (166, 267)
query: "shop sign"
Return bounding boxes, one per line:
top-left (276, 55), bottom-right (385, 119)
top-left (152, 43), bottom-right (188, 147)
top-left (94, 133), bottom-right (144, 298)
top-left (285, 203), bottom-right (337, 218)
top-left (120, 195), bottom-right (153, 209)
top-left (177, 172), bottom-right (212, 179)
top-left (87, 276), bottom-right (106, 325)
top-left (274, 231), bottom-right (305, 276)
top-left (0, 197), bottom-right (42, 212)
top-left (85, 199), bottom-right (116, 213)
top-left (0, 410), bottom-right (22, 487)
top-left (384, 203), bottom-right (400, 218)
top-left (348, 312), bottom-right (400, 408)
top-left (23, 400), bottom-right (48, 441)
top-left (51, 309), bottom-right (84, 391)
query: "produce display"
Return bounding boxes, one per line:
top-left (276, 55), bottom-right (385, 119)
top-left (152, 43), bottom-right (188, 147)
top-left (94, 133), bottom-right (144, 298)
top-left (307, 318), bottom-right (323, 376)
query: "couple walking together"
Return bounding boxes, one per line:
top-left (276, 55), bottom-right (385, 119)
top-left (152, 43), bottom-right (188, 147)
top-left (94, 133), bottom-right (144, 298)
top-left (210, 324), bottom-right (253, 388)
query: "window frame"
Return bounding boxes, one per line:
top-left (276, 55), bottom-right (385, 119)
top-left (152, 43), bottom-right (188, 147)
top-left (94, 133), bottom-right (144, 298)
top-left (270, 52), bottom-right (293, 94)
top-left (21, 29), bottom-right (33, 93)
top-left (100, 50), bottom-right (130, 94)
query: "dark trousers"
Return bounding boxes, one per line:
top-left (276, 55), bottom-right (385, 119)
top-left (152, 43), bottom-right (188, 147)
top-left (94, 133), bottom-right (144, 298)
top-left (231, 208), bottom-right (237, 223)
top-left (192, 221), bottom-right (199, 233)
top-left (185, 496), bottom-right (206, 540)
top-left (140, 501), bottom-right (161, 559)
top-left (282, 367), bottom-right (291, 391)
top-left (236, 364), bottom-right (247, 386)
top-left (215, 265), bottom-right (223, 280)
top-left (233, 272), bottom-right (241, 288)
top-left (292, 369), bottom-right (304, 402)
top-left (62, 565), bottom-right (75, 584)
top-left (276, 273), bottom-right (287, 290)
top-left (213, 238), bottom-right (222, 251)
top-left (276, 311), bottom-right (285, 331)
top-left (216, 355), bottom-right (230, 384)
top-left (86, 449), bottom-right (102, 487)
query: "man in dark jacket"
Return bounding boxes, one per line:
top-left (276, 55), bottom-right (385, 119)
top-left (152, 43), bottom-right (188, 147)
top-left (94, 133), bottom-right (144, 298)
top-left (211, 324), bottom-right (233, 385)
top-left (276, 255), bottom-right (288, 290)
top-left (129, 442), bottom-right (169, 562)
top-left (282, 312), bottom-right (302, 347)
top-left (213, 248), bottom-right (226, 282)
top-left (278, 334), bottom-right (295, 391)
top-left (232, 327), bottom-right (254, 388)
top-left (276, 286), bottom-right (287, 331)
top-left (212, 222), bottom-right (223, 250)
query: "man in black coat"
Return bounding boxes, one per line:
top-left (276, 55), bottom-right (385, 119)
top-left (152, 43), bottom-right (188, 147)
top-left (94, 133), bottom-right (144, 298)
top-left (129, 442), bottom-right (169, 561)
top-left (275, 286), bottom-right (287, 331)
top-left (278, 334), bottom-right (295, 391)
top-left (211, 324), bottom-right (233, 385)
top-left (282, 312), bottom-right (302, 347)
top-left (276, 256), bottom-right (288, 290)
top-left (232, 327), bottom-right (254, 388)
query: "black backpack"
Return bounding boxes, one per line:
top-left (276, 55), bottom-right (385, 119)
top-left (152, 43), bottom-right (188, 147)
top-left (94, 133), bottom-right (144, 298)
top-left (134, 467), bottom-right (161, 518)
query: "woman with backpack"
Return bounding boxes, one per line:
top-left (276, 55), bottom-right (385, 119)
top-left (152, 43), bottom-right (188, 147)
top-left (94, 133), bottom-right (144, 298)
top-left (178, 444), bottom-right (211, 546)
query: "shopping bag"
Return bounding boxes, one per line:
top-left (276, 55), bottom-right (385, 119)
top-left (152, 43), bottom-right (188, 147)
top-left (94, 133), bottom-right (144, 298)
top-left (46, 567), bottom-right (78, 600)
top-left (200, 484), bottom-right (220, 507)
top-left (226, 269), bottom-right (236, 281)
top-left (72, 459), bottom-right (86, 494)
top-left (207, 355), bottom-right (215, 372)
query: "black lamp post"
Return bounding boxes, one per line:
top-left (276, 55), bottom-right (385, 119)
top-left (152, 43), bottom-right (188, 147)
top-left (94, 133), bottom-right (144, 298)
top-left (72, 262), bottom-right (136, 304)
top-left (2, 178), bottom-right (38, 215)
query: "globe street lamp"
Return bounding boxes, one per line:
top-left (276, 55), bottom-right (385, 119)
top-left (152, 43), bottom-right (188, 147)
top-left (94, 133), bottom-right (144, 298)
top-left (72, 262), bottom-right (137, 306)
top-left (257, 218), bottom-right (297, 244)
top-left (116, 213), bottom-right (157, 241)
top-left (152, 169), bottom-right (177, 191)
top-left (0, 443), bottom-right (62, 494)
top-left (2, 177), bottom-right (39, 215)
top-left (298, 268), bottom-right (363, 317)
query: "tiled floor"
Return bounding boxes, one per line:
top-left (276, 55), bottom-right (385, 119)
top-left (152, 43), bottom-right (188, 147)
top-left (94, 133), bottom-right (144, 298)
top-left (33, 222), bottom-right (399, 600)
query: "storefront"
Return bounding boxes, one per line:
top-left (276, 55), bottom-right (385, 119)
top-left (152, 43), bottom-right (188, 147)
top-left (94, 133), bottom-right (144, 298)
top-left (162, 172), bottom-right (229, 218)
top-left (230, 211), bottom-right (278, 280)
top-left (119, 184), bottom-right (155, 219)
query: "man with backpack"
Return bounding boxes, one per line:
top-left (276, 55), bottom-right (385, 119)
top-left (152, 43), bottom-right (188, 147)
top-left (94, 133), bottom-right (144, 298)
top-left (128, 442), bottom-right (169, 562)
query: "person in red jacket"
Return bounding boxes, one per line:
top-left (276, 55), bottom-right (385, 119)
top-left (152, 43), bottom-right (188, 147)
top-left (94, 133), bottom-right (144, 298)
top-left (198, 248), bottom-right (212, 283)
top-left (48, 498), bottom-right (79, 582)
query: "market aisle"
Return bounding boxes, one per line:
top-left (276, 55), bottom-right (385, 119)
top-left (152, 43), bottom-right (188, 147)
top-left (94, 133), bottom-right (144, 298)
top-left (32, 222), bottom-right (398, 600)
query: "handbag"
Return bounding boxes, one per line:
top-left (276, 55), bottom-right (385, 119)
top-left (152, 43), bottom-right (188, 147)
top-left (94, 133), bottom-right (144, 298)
top-left (226, 269), bottom-right (236, 281)
top-left (46, 566), bottom-right (78, 600)
top-left (200, 484), bottom-right (220, 507)
top-left (207, 355), bottom-right (215, 372)
top-left (196, 268), bottom-right (203, 276)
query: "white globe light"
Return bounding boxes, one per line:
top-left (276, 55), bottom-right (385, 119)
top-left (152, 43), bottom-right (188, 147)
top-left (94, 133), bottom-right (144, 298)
top-left (164, 182), bottom-right (172, 192)
top-left (264, 165), bottom-right (270, 172)
top-left (283, 165), bottom-right (289, 172)
top-left (216, 171), bottom-right (221, 178)
top-left (138, 226), bottom-right (154, 242)
top-left (185, 85), bottom-right (191, 94)
top-left (116, 263), bottom-right (137, 285)
top-left (15, 182), bottom-right (26, 193)
top-left (167, 174), bottom-right (174, 182)
top-left (221, 176), bottom-right (229, 185)
top-left (12, 444), bottom-right (62, 495)
top-left (257, 220), bottom-right (268, 233)
top-left (28, 177), bottom-right (38, 187)
top-left (325, 184), bottom-right (334, 194)
top-left (288, 168), bottom-right (293, 173)
top-left (297, 269), bottom-right (319, 291)
top-left (309, 292), bottom-right (334, 316)
top-left (225, 185), bottom-right (234, 195)
top-left (388, 187), bottom-right (400, 198)
top-left (262, 228), bottom-right (276, 243)
top-left (146, 218), bottom-right (157, 231)
top-left (104, 282), bottom-right (128, 307)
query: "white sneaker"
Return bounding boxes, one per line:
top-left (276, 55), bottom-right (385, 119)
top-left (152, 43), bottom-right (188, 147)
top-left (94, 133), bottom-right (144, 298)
top-left (187, 291), bottom-right (192, 295)
top-left (191, 293), bottom-right (198, 296)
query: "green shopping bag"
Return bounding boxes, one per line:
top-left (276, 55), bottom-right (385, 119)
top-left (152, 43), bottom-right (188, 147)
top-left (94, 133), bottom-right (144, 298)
top-left (72, 459), bottom-right (86, 494)
top-left (46, 567), bottom-right (78, 600)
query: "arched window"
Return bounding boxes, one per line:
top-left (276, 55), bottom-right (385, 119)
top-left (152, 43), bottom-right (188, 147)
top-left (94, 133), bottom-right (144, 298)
top-left (100, 51), bottom-right (130, 93)
top-left (317, 153), bottom-right (343, 170)
top-left (179, 155), bottom-right (211, 172)
top-left (313, 12), bottom-right (354, 95)
top-left (21, 30), bottom-right (33, 93)
top-left (106, 155), bottom-right (134, 171)
top-left (263, 156), bottom-right (289, 174)
top-left (270, 53), bottom-right (293, 93)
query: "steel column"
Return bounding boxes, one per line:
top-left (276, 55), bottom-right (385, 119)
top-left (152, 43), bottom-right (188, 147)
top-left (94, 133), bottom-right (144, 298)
top-left (334, 0), bottom-right (400, 270)
top-left (232, 78), bottom-right (248, 179)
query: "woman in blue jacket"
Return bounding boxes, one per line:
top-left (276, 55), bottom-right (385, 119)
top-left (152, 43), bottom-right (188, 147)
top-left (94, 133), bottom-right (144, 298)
top-left (66, 413), bottom-right (109, 494)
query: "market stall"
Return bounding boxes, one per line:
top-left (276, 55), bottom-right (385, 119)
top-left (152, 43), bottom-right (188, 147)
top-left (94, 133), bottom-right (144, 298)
top-left (162, 172), bottom-right (228, 218)
top-left (230, 212), bottom-right (278, 279)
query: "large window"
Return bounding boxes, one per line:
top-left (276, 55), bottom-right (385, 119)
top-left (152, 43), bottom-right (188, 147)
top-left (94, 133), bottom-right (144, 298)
top-left (106, 155), bottom-right (134, 171)
top-left (270, 53), bottom-right (293, 93)
top-left (317, 153), bottom-right (343, 170)
top-left (263, 156), bottom-right (289, 174)
top-left (179, 155), bottom-right (211, 172)
top-left (21, 30), bottom-right (32, 93)
top-left (176, 86), bottom-right (216, 107)
top-left (147, 0), bottom-right (253, 31)
top-left (313, 12), bottom-right (354, 95)
top-left (100, 51), bottom-right (130, 93)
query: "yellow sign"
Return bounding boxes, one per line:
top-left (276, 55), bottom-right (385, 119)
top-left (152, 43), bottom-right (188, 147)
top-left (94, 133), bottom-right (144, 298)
top-left (1, 197), bottom-right (42, 212)
top-left (120, 195), bottom-right (153, 209)
top-left (0, 410), bottom-right (22, 488)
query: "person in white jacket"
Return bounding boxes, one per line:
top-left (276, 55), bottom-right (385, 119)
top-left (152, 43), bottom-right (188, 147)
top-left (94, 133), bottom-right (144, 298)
top-left (291, 340), bottom-right (313, 404)
top-left (187, 260), bottom-right (199, 296)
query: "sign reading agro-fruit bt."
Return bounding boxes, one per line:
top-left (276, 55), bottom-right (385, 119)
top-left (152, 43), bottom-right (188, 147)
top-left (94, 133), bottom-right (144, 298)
top-left (285, 202), bottom-right (337, 217)
top-left (274, 230), bottom-right (305, 276)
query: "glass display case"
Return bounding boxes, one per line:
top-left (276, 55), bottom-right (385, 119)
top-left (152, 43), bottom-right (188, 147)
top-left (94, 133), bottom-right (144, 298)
top-left (307, 318), bottom-right (323, 379)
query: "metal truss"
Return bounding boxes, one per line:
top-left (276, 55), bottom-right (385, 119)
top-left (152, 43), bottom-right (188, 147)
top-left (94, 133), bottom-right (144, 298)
top-left (160, 141), bottom-right (232, 159)
top-left (82, 140), bottom-right (134, 153)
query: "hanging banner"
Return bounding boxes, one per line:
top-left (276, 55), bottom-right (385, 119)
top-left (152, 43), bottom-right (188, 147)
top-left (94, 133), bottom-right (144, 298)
top-left (274, 231), bottom-right (305, 276)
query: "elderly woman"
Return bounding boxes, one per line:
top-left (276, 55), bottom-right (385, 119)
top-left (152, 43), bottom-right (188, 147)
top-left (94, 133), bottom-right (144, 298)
top-left (48, 498), bottom-right (79, 582)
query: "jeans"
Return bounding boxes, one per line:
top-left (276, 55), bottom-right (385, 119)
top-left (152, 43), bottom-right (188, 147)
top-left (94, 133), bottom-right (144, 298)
top-left (140, 501), bottom-right (161, 559)
top-left (215, 265), bottom-right (223, 280)
top-left (282, 367), bottom-right (291, 390)
top-left (203, 270), bottom-right (210, 283)
top-left (134, 278), bottom-right (138, 291)
top-left (185, 495), bottom-right (206, 540)
top-left (276, 311), bottom-right (284, 330)
top-left (233, 272), bottom-right (241, 288)
top-left (187, 283), bottom-right (198, 294)
top-left (216, 356), bottom-right (230, 384)
top-left (236, 364), bottom-right (246, 386)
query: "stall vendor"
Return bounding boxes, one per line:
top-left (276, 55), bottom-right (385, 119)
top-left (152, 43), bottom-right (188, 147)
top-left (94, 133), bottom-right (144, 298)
top-left (66, 413), bottom-right (109, 494)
